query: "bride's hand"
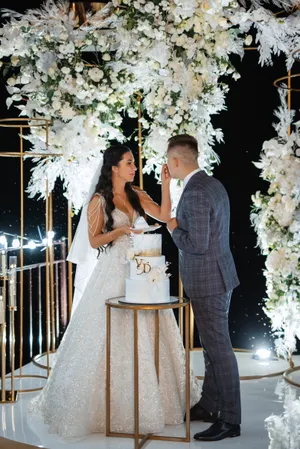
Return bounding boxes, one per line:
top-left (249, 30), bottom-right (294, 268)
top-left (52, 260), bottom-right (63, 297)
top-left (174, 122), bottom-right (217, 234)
top-left (161, 164), bottom-right (171, 185)
top-left (119, 226), bottom-right (143, 236)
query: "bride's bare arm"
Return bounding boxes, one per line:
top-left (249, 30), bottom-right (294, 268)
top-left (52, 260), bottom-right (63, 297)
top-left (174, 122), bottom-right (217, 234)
top-left (134, 165), bottom-right (171, 223)
top-left (87, 195), bottom-right (131, 248)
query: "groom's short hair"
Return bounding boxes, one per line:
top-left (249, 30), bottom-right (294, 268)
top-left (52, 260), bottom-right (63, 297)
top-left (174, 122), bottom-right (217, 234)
top-left (167, 134), bottom-right (198, 163)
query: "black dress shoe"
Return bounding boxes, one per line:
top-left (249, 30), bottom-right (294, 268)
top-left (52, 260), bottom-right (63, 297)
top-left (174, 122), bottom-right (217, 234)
top-left (194, 419), bottom-right (241, 441)
top-left (184, 403), bottom-right (218, 422)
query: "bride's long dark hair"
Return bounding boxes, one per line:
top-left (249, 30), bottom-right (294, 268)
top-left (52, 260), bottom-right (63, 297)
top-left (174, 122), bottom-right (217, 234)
top-left (94, 144), bottom-right (146, 251)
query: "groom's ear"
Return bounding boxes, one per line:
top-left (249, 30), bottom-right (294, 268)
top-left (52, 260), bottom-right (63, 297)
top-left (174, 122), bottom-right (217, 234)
top-left (174, 157), bottom-right (179, 167)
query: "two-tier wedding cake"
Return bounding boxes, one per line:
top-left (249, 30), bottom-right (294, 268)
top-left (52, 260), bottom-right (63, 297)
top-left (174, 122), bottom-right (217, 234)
top-left (124, 217), bottom-right (171, 304)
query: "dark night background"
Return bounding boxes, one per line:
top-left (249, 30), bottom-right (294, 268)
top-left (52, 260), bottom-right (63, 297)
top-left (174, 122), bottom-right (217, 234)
top-left (0, 1), bottom-right (299, 370)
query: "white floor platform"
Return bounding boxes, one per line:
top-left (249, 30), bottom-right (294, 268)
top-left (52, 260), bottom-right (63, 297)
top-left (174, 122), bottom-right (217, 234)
top-left (1, 351), bottom-right (299, 449)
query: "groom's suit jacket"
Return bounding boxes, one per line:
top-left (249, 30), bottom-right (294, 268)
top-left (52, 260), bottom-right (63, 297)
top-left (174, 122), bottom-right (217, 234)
top-left (172, 170), bottom-right (239, 298)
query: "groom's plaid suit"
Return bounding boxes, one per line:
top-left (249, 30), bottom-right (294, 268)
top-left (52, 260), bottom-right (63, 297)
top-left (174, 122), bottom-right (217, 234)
top-left (172, 170), bottom-right (241, 425)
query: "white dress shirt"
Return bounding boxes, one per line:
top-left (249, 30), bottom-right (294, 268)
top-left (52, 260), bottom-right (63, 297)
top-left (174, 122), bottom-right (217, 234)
top-left (168, 168), bottom-right (201, 235)
top-left (183, 168), bottom-right (201, 190)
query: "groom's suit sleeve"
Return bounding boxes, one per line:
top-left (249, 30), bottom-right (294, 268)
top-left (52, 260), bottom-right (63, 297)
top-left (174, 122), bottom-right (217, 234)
top-left (172, 188), bottom-right (210, 254)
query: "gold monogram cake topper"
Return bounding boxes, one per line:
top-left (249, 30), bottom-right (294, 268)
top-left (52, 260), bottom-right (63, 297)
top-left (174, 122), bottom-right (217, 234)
top-left (135, 258), bottom-right (152, 275)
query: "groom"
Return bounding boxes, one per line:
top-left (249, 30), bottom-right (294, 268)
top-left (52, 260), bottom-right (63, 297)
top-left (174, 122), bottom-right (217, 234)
top-left (166, 134), bottom-right (241, 442)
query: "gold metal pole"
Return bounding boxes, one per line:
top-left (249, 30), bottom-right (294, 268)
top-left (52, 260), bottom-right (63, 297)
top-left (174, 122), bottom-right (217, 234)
top-left (133, 309), bottom-right (139, 449)
top-left (45, 181), bottom-right (51, 377)
top-left (1, 322), bottom-right (6, 402)
top-left (179, 278), bottom-right (184, 338)
top-left (49, 193), bottom-right (56, 351)
top-left (106, 304), bottom-right (111, 436)
top-left (185, 302), bottom-right (190, 441)
top-left (287, 70), bottom-right (292, 137)
top-left (10, 306), bottom-right (15, 397)
top-left (154, 310), bottom-right (159, 381)
top-left (0, 151), bottom-right (63, 158)
top-left (137, 93), bottom-right (143, 190)
top-left (67, 202), bottom-right (73, 320)
top-left (19, 126), bottom-right (24, 375)
top-left (287, 69), bottom-right (293, 369)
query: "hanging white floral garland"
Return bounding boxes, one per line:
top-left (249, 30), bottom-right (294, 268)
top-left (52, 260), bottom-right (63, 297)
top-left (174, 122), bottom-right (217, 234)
top-left (108, 0), bottom-right (246, 179)
top-left (251, 89), bottom-right (300, 358)
top-left (0, 0), bottom-right (136, 211)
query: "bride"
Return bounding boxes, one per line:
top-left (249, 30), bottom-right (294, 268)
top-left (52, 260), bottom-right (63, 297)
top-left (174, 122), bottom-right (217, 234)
top-left (28, 144), bottom-right (200, 439)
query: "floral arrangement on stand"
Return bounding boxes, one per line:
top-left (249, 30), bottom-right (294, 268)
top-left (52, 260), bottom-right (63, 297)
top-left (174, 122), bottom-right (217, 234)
top-left (251, 90), bottom-right (300, 359)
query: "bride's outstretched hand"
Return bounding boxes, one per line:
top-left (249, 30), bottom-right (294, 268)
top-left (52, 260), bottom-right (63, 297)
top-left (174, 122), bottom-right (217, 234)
top-left (161, 164), bottom-right (171, 185)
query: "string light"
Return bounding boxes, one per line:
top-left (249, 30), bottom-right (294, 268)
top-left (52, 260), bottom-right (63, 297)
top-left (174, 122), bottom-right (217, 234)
top-left (12, 236), bottom-right (20, 248)
top-left (0, 234), bottom-right (8, 249)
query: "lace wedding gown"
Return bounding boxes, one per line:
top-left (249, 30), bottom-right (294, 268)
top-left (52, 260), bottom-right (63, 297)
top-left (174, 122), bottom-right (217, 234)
top-left (28, 202), bottom-right (201, 440)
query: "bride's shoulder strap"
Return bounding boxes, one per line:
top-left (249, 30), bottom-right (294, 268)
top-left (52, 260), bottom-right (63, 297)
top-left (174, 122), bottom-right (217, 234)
top-left (88, 194), bottom-right (105, 237)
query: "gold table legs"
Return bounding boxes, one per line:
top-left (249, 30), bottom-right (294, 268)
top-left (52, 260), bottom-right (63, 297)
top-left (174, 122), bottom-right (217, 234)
top-left (105, 302), bottom-right (190, 449)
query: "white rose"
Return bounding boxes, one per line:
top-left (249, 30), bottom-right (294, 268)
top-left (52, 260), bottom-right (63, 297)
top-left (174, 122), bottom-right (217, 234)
top-left (102, 53), bottom-right (111, 61)
top-left (61, 67), bottom-right (70, 74)
top-left (144, 2), bottom-right (154, 13)
top-left (173, 114), bottom-right (183, 124)
top-left (75, 63), bottom-right (84, 72)
top-left (11, 56), bottom-right (19, 66)
top-left (244, 35), bottom-right (253, 46)
top-left (88, 68), bottom-right (104, 82)
top-left (7, 77), bottom-right (16, 86)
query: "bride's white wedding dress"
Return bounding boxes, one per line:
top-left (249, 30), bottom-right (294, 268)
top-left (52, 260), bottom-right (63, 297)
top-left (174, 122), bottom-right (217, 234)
top-left (28, 200), bottom-right (201, 440)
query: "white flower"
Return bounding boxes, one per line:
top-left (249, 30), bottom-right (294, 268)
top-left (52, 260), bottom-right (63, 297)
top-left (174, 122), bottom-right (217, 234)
top-left (11, 56), bottom-right (19, 66)
top-left (244, 35), bottom-right (253, 46)
top-left (148, 266), bottom-right (168, 283)
top-left (61, 67), bottom-right (70, 74)
top-left (88, 68), bottom-right (104, 82)
top-left (7, 77), bottom-right (16, 86)
top-left (102, 53), bottom-right (111, 61)
top-left (60, 105), bottom-right (76, 121)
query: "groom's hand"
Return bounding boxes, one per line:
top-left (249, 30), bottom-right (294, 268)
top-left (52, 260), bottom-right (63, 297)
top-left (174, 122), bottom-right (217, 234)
top-left (167, 217), bottom-right (178, 234)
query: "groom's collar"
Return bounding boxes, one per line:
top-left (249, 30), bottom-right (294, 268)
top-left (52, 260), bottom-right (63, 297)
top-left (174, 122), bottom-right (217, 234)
top-left (183, 168), bottom-right (201, 189)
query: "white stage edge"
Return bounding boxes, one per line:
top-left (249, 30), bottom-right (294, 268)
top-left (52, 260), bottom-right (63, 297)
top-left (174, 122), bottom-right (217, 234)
top-left (0, 351), bottom-right (299, 449)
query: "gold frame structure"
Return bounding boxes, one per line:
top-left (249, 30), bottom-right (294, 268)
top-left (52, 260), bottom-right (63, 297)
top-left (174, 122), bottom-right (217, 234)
top-left (273, 52), bottom-right (300, 382)
top-left (105, 297), bottom-right (190, 449)
top-left (0, 117), bottom-right (66, 399)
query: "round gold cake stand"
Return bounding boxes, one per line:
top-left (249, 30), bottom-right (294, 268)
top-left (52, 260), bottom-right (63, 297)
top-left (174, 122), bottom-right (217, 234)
top-left (105, 296), bottom-right (190, 449)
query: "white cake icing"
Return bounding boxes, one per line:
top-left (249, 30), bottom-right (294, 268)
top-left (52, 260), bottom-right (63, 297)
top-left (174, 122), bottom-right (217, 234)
top-left (133, 234), bottom-right (161, 257)
top-left (124, 234), bottom-right (171, 304)
top-left (125, 278), bottom-right (170, 304)
top-left (133, 216), bottom-right (148, 229)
